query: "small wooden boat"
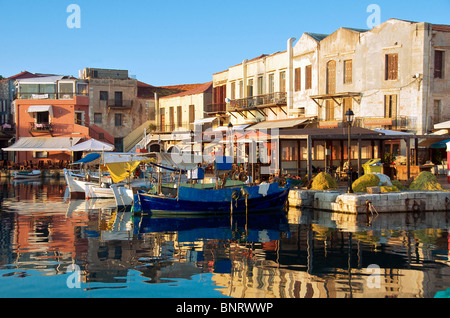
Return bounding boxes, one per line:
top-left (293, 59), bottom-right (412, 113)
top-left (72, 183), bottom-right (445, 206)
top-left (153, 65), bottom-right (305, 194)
top-left (12, 170), bottom-right (41, 180)
top-left (136, 181), bottom-right (290, 216)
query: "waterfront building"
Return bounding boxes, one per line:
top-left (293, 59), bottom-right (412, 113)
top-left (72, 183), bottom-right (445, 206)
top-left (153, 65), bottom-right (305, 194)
top-left (6, 75), bottom-right (90, 166)
top-left (0, 71), bottom-right (49, 161)
top-left (211, 18), bottom-right (450, 177)
top-left (79, 68), bottom-right (157, 152)
top-left (146, 82), bottom-right (214, 153)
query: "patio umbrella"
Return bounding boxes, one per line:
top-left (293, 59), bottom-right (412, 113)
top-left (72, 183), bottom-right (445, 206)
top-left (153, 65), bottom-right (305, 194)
top-left (69, 138), bottom-right (115, 152)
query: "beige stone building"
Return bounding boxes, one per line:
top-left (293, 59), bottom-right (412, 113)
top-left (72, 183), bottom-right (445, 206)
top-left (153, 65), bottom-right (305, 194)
top-left (212, 51), bottom-right (290, 127)
top-left (144, 82), bottom-right (213, 153)
top-left (80, 68), bottom-right (156, 152)
top-left (213, 18), bottom-right (450, 136)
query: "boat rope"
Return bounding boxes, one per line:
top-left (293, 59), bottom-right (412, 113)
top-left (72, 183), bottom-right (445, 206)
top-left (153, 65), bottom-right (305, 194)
top-left (148, 162), bottom-right (186, 174)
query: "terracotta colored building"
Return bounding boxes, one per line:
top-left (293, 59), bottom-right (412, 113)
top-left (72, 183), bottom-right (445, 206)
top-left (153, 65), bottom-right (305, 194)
top-left (6, 75), bottom-right (90, 167)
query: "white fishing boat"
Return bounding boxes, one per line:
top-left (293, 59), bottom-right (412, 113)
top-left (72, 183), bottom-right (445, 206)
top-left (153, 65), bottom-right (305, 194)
top-left (12, 170), bottom-right (42, 180)
top-left (63, 168), bottom-right (97, 199)
top-left (111, 180), bottom-right (152, 210)
top-left (85, 182), bottom-right (115, 200)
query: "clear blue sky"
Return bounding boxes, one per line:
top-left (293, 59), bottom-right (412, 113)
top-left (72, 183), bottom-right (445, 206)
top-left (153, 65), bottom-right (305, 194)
top-left (0, 0), bottom-right (448, 86)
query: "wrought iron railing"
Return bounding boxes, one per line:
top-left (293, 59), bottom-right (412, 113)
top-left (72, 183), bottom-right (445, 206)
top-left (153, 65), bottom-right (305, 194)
top-left (227, 92), bottom-right (287, 112)
top-left (353, 116), bottom-right (416, 131)
top-left (205, 103), bottom-right (227, 113)
top-left (107, 99), bottom-right (133, 108)
top-left (29, 122), bottom-right (53, 131)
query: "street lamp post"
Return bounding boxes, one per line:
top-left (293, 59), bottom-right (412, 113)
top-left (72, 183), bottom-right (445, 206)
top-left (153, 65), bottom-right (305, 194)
top-left (227, 122), bottom-right (233, 162)
top-left (190, 130), bottom-right (194, 162)
top-left (345, 109), bottom-right (354, 193)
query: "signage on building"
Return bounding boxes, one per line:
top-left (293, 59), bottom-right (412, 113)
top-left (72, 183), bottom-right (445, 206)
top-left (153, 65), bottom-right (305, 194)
top-left (364, 118), bottom-right (392, 126)
top-left (319, 120), bottom-right (339, 128)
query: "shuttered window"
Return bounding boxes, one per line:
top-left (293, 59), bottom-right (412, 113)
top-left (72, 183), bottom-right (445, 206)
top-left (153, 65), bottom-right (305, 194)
top-left (177, 106), bottom-right (182, 127)
top-left (279, 71), bottom-right (286, 92)
top-left (384, 95), bottom-right (397, 118)
top-left (325, 100), bottom-right (334, 121)
top-left (385, 54), bottom-right (398, 80)
top-left (189, 105), bottom-right (195, 123)
top-left (435, 50), bottom-right (444, 79)
top-left (294, 68), bottom-right (301, 91)
top-left (344, 60), bottom-right (353, 84)
top-left (305, 65), bottom-right (312, 90)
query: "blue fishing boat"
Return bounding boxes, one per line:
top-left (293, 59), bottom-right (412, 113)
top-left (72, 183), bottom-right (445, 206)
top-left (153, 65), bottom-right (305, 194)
top-left (136, 180), bottom-right (290, 215)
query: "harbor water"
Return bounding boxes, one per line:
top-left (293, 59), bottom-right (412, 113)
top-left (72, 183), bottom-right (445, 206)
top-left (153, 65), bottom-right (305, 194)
top-left (0, 178), bottom-right (449, 298)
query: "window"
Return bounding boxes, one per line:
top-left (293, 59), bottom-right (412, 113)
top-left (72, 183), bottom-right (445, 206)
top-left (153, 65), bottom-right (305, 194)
top-left (189, 105), bottom-right (195, 123)
top-left (326, 60), bottom-right (336, 94)
top-left (230, 82), bottom-right (236, 100)
top-left (160, 108), bottom-right (165, 131)
top-left (74, 111), bottom-right (84, 125)
top-left (100, 91), bottom-right (108, 101)
top-left (115, 113), bottom-right (122, 127)
top-left (385, 54), bottom-right (398, 80)
top-left (247, 78), bottom-right (253, 97)
top-left (268, 74), bottom-right (275, 94)
top-left (257, 76), bottom-right (264, 95)
top-left (343, 97), bottom-right (352, 113)
top-left (33, 151), bottom-right (48, 159)
top-left (36, 111), bottom-right (49, 124)
top-left (114, 137), bottom-right (123, 152)
top-left (59, 82), bottom-right (74, 99)
top-left (77, 83), bottom-right (88, 95)
top-left (325, 100), bottom-right (334, 121)
top-left (281, 141), bottom-right (298, 161)
top-left (114, 91), bottom-right (123, 106)
top-left (239, 80), bottom-right (243, 98)
top-left (433, 100), bottom-right (442, 124)
top-left (344, 60), bottom-right (353, 84)
top-left (384, 95), bottom-right (397, 118)
top-left (94, 113), bottom-right (102, 124)
top-left (294, 68), bottom-right (301, 91)
top-left (435, 50), bottom-right (445, 79)
top-left (169, 107), bottom-right (174, 130)
top-left (279, 71), bottom-right (286, 92)
top-left (314, 142), bottom-right (325, 160)
top-left (177, 106), bottom-right (182, 127)
top-left (305, 65), bottom-right (312, 90)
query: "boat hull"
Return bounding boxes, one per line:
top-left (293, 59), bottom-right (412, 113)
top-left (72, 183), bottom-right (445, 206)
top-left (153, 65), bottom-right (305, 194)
top-left (137, 183), bottom-right (289, 216)
top-left (85, 184), bottom-right (115, 200)
top-left (63, 168), bottom-right (96, 199)
top-left (111, 180), bottom-right (151, 210)
top-left (12, 170), bottom-right (41, 180)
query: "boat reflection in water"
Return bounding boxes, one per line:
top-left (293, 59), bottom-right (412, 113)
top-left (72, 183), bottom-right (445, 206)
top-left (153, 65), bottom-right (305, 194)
top-left (135, 212), bottom-right (290, 243)
top-left (0, 178), bottom-right (449, 298)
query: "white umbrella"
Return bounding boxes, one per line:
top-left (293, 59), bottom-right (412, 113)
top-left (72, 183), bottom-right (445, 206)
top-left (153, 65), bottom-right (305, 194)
top-left (69, 138), bottom-right (115, 152)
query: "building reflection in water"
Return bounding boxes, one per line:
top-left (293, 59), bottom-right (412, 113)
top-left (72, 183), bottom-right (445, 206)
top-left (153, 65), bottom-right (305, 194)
top-left (0, 179), bottom-right (449, 298)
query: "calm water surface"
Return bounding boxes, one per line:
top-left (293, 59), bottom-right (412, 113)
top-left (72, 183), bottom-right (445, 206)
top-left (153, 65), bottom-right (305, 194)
top-left (0, 178), bottom-right (449, 298)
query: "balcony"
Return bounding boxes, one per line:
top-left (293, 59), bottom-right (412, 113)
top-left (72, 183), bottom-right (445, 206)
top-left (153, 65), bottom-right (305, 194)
top-left (107, 99), bottom-right (133, 110)
top-left (205, 103), bottom-right (227, 114)
top-left (354, 116), bottom-right (416, 132)
top-left (29, 122), bottom-right (53, 136)
top-left (155, 121), bottom-right (192, 133)
top-left (227, 92), bottom-right (287, 112)
top-left (17, 92), bottom-right (88, 100)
